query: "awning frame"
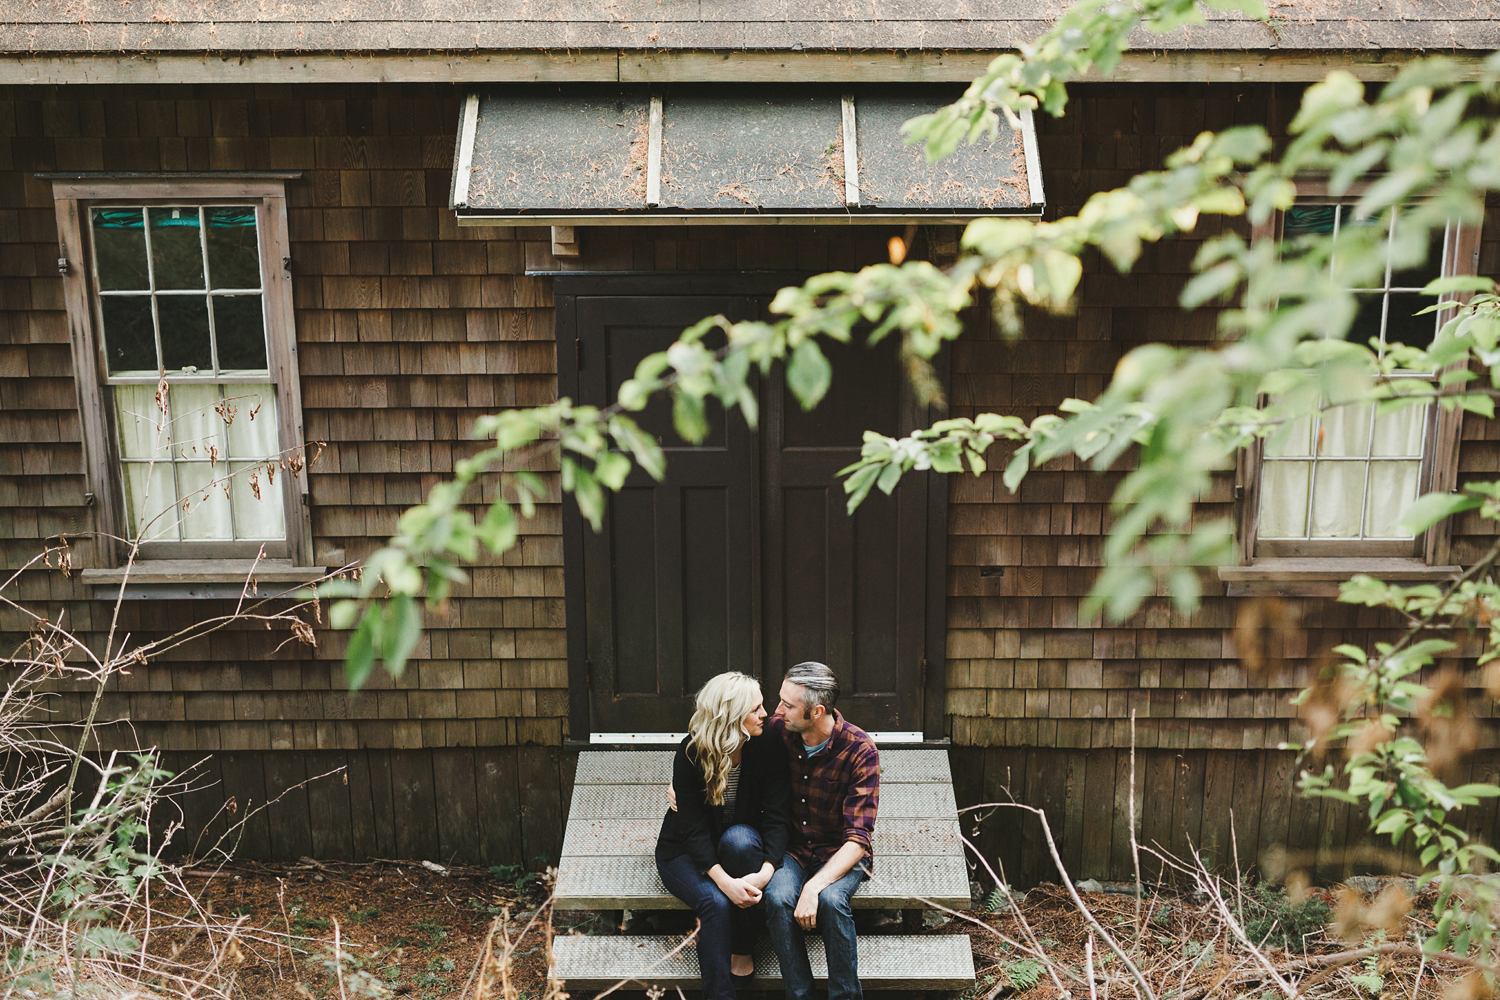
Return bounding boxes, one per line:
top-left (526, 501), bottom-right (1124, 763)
top-left (451, 89), bottom-right (1044, 226)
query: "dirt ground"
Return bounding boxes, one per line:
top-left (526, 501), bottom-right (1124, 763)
top-left (148, 863), bottom-right (1463, 1000)
top-left (150, 859), bottom-right (570, 1000)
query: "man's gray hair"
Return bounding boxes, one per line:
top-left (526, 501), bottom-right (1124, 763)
top-left (785, 661), bottom-right (839, 713)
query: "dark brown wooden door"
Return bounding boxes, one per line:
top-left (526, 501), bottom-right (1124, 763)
top-left (558, 275), bottom-right (944, 739)
top-left (761, 336), bottom-right (929, 731)
top-left (575, 296), bottom-right (760, 733)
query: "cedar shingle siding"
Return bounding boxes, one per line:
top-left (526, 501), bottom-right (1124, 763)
top-left (0, 83), bottom-right (572, 862)
top-left (2, 81), bottom-right (1497, 878)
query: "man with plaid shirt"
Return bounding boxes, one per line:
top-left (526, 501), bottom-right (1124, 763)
top-left (763, 661), bottom-right (879, 1000)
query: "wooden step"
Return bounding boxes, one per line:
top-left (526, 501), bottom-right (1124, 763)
top-left (567, 781), bottom-right (958, 821)
top-left (562, 817), bottom-right (962, 858)
top-left (553, 854), bottom-right (972, 910)
top-left (556, 749), bottom-right (971, 911)
top-left (551, 933), bottom-right (975, 992)
top-left (574, 748), bottom-right (954, 786)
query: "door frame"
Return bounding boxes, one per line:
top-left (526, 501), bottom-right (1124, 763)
top-left (553, 271), bottom-right (950, 742)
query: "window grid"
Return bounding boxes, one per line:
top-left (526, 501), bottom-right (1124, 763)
top-left (89, 205), bottom-right (266, 384)
top-left (90, 203), bottom-right (282, 544)
top-left (114, 383), bottom-right (280, 543)
top-left (1258, 204), bottom-right (1445, 543)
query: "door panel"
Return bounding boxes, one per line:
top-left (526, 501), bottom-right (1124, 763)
top-left (564, 284), bottom-right (935, 737)
top-left (761, 335), bottom-right (927, 731)
top-left (576, 296), bottom-right (758, 733)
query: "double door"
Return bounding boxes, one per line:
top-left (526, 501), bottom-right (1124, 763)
top-left (557, 276), bottom-right (945, 736)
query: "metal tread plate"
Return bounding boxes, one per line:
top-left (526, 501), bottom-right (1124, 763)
top-left (574, 749), bottom-right (951, 786)
top-left (568, 781), bottom-right (956, 821)
top-left (553, 855), bottom-right (972, 911)
top-left (561, 817), bottom-right (962, 858)
top-left (551, 932), bottom-right (975, 990)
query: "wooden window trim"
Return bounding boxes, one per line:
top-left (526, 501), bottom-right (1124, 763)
top-left (47, 173), bottom-right (312, 569)
top-left (1226, 183), bottom-right (1483, 593)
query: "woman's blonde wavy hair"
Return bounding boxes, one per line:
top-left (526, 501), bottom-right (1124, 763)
top-left (687, 672), bottom-right (762, 807)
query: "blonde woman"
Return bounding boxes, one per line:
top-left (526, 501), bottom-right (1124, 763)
top-left (656, 672), bottom-right (791, 999)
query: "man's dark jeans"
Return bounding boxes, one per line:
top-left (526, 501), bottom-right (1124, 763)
top-left (765, 856), bottom-right (867, 1000)
top-left (656, 824), bottom-right (766, 1000)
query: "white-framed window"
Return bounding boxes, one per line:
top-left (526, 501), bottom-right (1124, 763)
top-left (1238, 196), bottom-right (1482, 567)
top-left (46, 173), bottom-right (311, 567)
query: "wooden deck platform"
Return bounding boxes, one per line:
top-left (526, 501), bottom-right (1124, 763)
top-left (554, 749), bottom-right (972, 910)
top-left (551, 933), bottom-right (976, 991)
top-left (552, 747), bottom-right (976, 993)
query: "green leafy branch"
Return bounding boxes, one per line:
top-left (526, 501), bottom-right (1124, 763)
top-left (903, 0), bottom-right (1269, 161)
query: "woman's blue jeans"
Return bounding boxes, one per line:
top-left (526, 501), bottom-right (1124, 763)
top-left (656, 824), bottom-right (765, 1000)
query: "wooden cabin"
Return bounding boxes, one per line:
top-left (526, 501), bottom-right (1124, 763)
top-left (2, 2), bottom-right (1499, 890)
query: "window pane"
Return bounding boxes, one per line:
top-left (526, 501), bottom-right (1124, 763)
top-left (213, 295), bottom-right (269, 371)
top-left (1371, 404), bottom-right (1427, 458)
top-left (1265, 412), bottom-right (1315, 458)
top-left (1310, 462), bottom-right (1365, 537)
top-left (1390, 213), bottom-right (1446, 290)
top-left (1258, 462), bottom-right (1310, 537)
top-left (1318, 403), bottom-right (1372, 458)
top-left (1365, 461), bottom-right (1422, 538)
top-left (204, 208), bottom-right (262, 290)
top-left (92, 208), bottom-right (150, 291)
top-left (224, 386), bottom-right (278, 459)
top-left (1349, 293), bottom-right (1385, 349)
top-left (114, 384), bottom-right (169, 461)
top-left (177, 461), bottom-right (233, 540)
top-left (157, 296), bottom-right (213, 373)
top-left (101, 296), bottom-right (157, 373)
top-left (1385, 291), bottom-right (1438, 351)
top-left (1284, 205), bottom-right (1336, 237)
top-left (230, 461), bottom-right (286, 539)
top-left (148, 208), bottom-right (205, 290)
top-left (122, 461), bottom-right (177, 541)
top-left (167, 383), bottom-right (226, 464)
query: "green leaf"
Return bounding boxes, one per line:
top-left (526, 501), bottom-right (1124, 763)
top-left (786, 339), bottom-right (833, 410)
top-left (345, 607), bottom-right (382, 692)
top-left (876, 460), bottom-right (904, 496)
top-left (843, 463), bottom-right (881, 514)
top-left (1422, 275), bottom-right (1497, 296)
top-left (329, 599), bottom-right (360, 630)
top-left (573, 466), bottom-right (606, 531)
top-left (381, 594), bottom-right (422, 678)
top-left (1398, 491), bottom-right (1483, 536)
top-left (477, 501), bottom-right (518, 554)
top-left (1180, 263), bottom-right (1242, 310)
top-left (594, 451), bottom-right (633, 491)
top-left (76, 927), bottom-right (139, 958)
top-left (672, 392), bottom-right (709, 444)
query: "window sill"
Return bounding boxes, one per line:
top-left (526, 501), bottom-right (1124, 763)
top-left (80, 560), bottom-right (328, 600)
top-left (1218, 558), bottom-right (1462, 597)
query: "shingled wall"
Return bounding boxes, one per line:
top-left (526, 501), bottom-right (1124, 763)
top-left (2, 80), bottom-right (1498, 879)
top-left (0, 82), bottom-right (578, 863)
top-left (943, 83), bottom-right (1500, 884)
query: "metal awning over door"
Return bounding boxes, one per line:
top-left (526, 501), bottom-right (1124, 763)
top-left (450, 85), bottom-right (1043, 225)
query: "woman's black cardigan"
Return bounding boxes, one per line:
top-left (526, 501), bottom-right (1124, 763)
top-left (655, 732), bottom-right (792, 874)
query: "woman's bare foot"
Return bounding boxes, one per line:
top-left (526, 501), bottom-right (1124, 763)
top-left (730, 953), bottom-right (754, 977)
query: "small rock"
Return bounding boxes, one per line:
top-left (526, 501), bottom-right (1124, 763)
top-left (1344, 875), bottom-right (1417, 897)
top-left (1076, 879), bottom-right (1106, 893)
top-left (312, 874), bottom-right (324, 882)
top-left (921, 909), bottom-right (951, 930)
top-left (856, 909), bottom-right (903, 932)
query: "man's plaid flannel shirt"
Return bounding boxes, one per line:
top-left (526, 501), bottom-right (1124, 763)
top-left (769, 710), bottom-right (880, 872)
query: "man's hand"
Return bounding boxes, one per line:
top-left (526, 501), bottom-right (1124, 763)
top-left (794, 882), bottom-right (822, 930)
top-left (666, 781), bottom-right (677, 812)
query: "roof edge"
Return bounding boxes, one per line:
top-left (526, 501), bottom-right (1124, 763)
top-left (0, 48), bottom-right (1488, 88)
